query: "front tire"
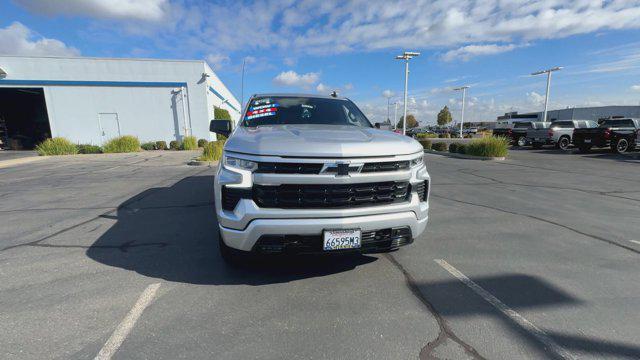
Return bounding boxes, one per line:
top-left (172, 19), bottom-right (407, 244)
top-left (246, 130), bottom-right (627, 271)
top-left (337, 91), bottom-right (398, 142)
top-left (516, 136), bottom-right (527, 147)
top-left (556, 136), bottom-right (571, 150)
top-left (613, 138), bottom-right (630, 154)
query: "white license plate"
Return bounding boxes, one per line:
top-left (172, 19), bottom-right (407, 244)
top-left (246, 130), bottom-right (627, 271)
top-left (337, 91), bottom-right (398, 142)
top-left (323, 229), bottom-right (361, 251)
top-left (584, 139), bottom-right (592, 143)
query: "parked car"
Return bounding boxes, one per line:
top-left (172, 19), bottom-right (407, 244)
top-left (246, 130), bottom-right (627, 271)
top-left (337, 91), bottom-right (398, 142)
top-left (494, 121), bottom-right (541, 146)
top-left (526, 120), bottom-right (598, 150)
top-left (573, 118), bottom-right (640, 153)
top-left (209, 94), bottom-right (430, 263)
top-left (463, 127), bottom-right (478, 134)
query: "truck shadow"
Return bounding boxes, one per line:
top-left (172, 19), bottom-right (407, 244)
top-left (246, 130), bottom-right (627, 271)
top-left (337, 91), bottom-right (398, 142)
top-left (85, 174), bottom-right (376, 285)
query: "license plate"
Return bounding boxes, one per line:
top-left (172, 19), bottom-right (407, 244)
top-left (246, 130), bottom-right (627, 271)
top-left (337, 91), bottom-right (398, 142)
top-left (323, 229), bottom-right (361, 251)
top-left (584, 139), bottom-right (592, 143)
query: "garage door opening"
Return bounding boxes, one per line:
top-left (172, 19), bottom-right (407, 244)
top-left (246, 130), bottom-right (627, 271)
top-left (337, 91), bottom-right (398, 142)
top-left (0, 88), bottom-right (51, 150)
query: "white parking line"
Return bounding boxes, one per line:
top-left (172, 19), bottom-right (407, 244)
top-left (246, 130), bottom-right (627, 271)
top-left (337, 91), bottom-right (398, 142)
top-left (629, 240), bottom-right (640, 245)
top-left (94, 283), bottom-right (161, 360)
top-left (434, 259), bottom-right (575, 360)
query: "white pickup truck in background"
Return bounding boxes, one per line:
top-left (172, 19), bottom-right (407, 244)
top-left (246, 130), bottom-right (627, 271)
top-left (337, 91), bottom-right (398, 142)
top-left (526, 120), bottom-right (598, 150)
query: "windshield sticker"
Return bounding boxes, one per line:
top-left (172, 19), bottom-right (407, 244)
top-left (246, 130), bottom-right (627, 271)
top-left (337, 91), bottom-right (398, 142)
top-left (246, 105), bottom-right (278, 120)
top-left (252, 98), bottom-right (272, 106)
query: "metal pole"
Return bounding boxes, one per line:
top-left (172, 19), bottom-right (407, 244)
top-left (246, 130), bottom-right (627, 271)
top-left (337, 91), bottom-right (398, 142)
top-left (402, 59), bottom-right (409, 136)
top-left (543, 71), bottom-right (552, 122)
top-left (460, 87), bottom-right (466, 138)
top-left (386, 97), bottom-right (390, 123)
top-left (240, 58), bottom-right (246, 110)
top-left (393, 102), bottom-right (398, 130)
top-left (180, 87), bottom-right (188, 137)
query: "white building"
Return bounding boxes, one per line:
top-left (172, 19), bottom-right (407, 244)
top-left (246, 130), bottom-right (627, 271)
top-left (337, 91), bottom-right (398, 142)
top-left (0, 55), bottom-right (240, 149)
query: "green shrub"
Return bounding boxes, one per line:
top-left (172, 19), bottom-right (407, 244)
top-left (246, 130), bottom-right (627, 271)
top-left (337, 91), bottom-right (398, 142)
top-left (199, 140), bottom-right (225, 161)
top-left (432, 142), bottom-right (448, 152)
top-left (76, 144), bottom-right (102, 154)
top-left (35, 137), bottom-right (78, 156)
top-left (419, 139), bottom-right (432, 150)
top-left (169, 140), bottom-right (181, 150)
top-left (141, 142), bottom-right (156, 151)
top-left (197, 138), bottom-right (208, 148)
top-left (438, 133), bottom-right (451, 138)
top-left (465, 137), bottom-right (509, 157)
top-left (181, 136), bottom-right (198, 150)
top-left (156, 141), bottom-right (167, 150)
top-left (448, 143), bottom-right (459, 153)
top-left (103, 135), bottom-right (141, 153)
top-left (416, 133), bottom-right (437, 139)
top-left (456, 144), bottom-right (467, 154)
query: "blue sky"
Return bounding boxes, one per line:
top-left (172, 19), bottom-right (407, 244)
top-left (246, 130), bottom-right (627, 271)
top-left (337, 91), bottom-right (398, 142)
top-left (2, 0), bottom-right (640, 125)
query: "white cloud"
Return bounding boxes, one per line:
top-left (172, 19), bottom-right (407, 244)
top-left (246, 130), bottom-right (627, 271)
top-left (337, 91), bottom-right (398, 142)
top-left (206, 53), bottom-right (230, 69)
top-left (527, 91), bottom-right (545, 107)
top-left (0, 22), bottom-right (80, 57)
top-left (631, 85), bottom-right (640, 91)
top-left (382, 89), bottom-right (395, 98)
top-left (273, 70), bottom-right (320, 88)
top-left (283, 57), bottom-right (297, 66)
top-left (15, 0), bottom-right (168, 22)
top-left (442, 43), bottom-right (519, 61)
top-left (23, 1), bottom-right (640, 60)
top-left (316, 83), bottom-right (330, 93)
top-left (343, 83), bottom-right (354, 90)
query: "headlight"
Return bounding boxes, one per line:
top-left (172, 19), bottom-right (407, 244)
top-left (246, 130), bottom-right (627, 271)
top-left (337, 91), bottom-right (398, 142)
top-left (410, 156), bottom-right (424, 167)
top-left (224, 155), bottom-right (258, 172)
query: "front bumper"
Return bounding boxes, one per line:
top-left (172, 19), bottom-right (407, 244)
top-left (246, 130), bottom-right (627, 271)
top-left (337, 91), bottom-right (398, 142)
top-left (214, 153), bottom-right (430, 252)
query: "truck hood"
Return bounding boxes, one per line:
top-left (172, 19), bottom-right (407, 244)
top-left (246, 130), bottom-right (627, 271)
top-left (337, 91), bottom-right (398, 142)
top-left (224, 124), bottom-right (423, 158)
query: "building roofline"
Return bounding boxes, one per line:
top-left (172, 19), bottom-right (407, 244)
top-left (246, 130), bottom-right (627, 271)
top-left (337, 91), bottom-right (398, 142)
top-left (0, 54), bottom-right (205, 64)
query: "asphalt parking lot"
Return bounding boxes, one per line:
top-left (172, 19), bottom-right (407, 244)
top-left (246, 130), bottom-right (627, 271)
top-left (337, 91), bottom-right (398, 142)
top-left (1, 150), bottom-right (639, 359)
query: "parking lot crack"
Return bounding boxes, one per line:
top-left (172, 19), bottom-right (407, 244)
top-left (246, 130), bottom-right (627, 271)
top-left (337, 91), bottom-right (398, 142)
top-left (384, 253), bottom-right (486, 360)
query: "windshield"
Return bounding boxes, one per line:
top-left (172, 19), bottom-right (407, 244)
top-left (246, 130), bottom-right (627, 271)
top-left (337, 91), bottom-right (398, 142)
top-left (599, 119), bottom-right (634, 127)
top-left (242, 96), bottom-right (372, 128)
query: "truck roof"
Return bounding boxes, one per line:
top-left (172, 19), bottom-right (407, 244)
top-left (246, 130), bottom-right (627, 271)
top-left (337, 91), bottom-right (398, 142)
top-left (251, 93), bottom-right (349, 101)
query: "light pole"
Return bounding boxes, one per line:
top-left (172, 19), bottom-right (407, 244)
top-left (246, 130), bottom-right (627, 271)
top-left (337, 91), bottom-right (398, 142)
top-left (393, 101), bottom-right (398, 130)
top-left (395, 51), bottom-right (420, 135)
top-left (453, 86), bottom-right (469, 138)
top-left (531, 66), bottom-right (562, 122)
top-left (240, 58), bottom-right (246, 110)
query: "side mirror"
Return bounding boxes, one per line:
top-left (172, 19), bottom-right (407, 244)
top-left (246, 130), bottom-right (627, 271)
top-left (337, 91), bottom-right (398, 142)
top-left (374, 122), bottom-right (381, 129)
top-left (209, 120), bottom-right (232, 137)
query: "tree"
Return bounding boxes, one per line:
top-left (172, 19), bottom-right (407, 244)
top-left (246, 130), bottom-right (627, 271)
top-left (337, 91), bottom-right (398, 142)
top-left (396, 114), bottom-right (419, 129)
top-left (437, 106), bottom-right (453, 126)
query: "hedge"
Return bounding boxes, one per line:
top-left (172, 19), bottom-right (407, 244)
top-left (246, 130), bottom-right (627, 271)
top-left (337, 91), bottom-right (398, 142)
top-left (432, 142), bottom-right (448, 152)
top-left (103, 135), bottom-right (141, 153)
top-left (465, 137), bottom-right (509, 157)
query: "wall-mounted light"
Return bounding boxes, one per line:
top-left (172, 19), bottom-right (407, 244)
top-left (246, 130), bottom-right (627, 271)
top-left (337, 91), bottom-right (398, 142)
top-left (202, 72), bottom-right (210, 78)
top-left (0, 67), bottom-right (7, 78)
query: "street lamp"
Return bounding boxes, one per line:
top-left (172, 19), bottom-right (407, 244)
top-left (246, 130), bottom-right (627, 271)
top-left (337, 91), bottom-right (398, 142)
top-left (452, 86), bottom-right (469, 138)
top-left (393, 101), bottom-right (398, 130)
top-left (531, 66), bottom-right (562, 122)
top-left (395, 51), bottom-right (420, 135)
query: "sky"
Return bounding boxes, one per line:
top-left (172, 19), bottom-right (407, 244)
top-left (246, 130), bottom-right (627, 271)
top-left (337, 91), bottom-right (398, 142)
top-left (2, 0), bottom-right (640, 126)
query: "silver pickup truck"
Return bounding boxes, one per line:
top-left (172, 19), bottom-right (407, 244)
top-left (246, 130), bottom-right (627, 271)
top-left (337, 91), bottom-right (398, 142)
top-left (526, 120), bottom-right (598, 150)
top-left (209, 94), bottom-right (430, 262)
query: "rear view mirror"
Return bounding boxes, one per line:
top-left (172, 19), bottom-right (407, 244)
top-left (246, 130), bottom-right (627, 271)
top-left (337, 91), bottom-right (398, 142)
top-left (210, 120), bottom-right (232, 137)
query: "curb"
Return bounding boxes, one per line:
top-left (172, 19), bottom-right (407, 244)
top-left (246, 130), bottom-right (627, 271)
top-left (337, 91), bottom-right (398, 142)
top-left (0, 156), bottom-right (47, 169)
top-left (187, 159), bottom-right (219, 167)
top-left (424, 150), bottom-right (506, 161)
